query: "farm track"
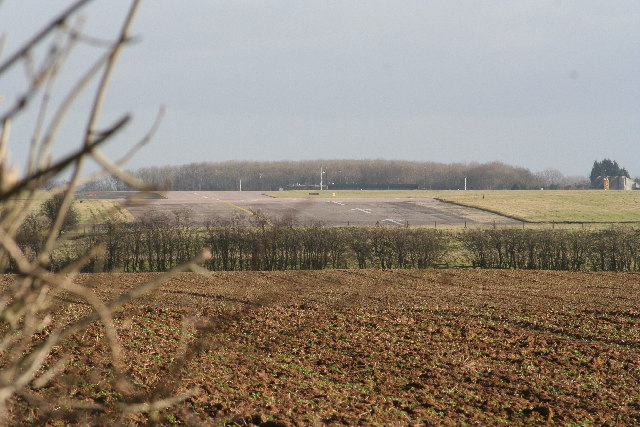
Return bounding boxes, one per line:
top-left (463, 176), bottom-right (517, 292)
top-left (3, 269), bottom-right (639, 425)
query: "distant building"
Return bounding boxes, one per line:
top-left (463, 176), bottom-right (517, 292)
top-left (597, 176), bottom-right (633, 190)
top-left (609, 176), bottom-right (633, 191)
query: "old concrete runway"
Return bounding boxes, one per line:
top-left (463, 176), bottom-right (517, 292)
top-left (102, 191), bottom-right (520, 227)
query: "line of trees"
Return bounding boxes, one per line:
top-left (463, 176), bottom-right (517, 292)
top-left (14, 210), bottom-right (640, 273)
top-left (16, 212), bottom-right (447, 273)
top-left (462, 228), bottom-right (640, 271)
top-left (80, 160), bottom-right (589, 192)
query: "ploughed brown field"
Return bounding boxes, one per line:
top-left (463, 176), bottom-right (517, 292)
top-left (4, 269), bottom-right (640, 425)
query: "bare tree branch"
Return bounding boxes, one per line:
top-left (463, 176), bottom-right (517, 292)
top-left (0, 0), bottom-right (95, 75)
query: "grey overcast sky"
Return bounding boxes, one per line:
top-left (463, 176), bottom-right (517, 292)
top-left (2, 0), bottom-right (639, 177)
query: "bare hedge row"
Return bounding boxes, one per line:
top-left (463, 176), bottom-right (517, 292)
top-left (13, 212), bottom-right (640, 272)
top-left (462, 228), bottom-right (640, 271)
top-left (203, 222), bottom-right (446, 271)
top-left (15, 212), bottom-right (446, 272)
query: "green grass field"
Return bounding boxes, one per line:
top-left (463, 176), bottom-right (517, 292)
top-left (267, 190), bottom-right (640, 223)
top-left (6, 192), bottom-right (134, 225)
top-left (435, 190), bottom-right (640, 223)
top-left (74, 199), bottom-right (134, 224)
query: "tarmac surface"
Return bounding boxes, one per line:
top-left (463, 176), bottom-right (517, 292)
top-left (82, 191), bottom-right (522, 227)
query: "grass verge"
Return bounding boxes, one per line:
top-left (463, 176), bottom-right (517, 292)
top-left (267, 190), bottom-right (640, 223)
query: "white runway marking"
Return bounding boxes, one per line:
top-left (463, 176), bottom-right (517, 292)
top-left (383, 218), bottom-right (404, 225)
top-left (351, 208), bottom-right (372, 214)
top-left (330, 201), bottom-right (345, 206)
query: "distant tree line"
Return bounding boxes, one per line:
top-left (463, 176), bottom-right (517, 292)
top-left (80, 160), bottom-right (589, 192)
top-left (12, 209), bottom-right (640, 273)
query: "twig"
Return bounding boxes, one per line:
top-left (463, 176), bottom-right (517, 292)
top-left (0, 114), bottom-right (130, 200)
top-left (0, 0), bottom-right (95, 75)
